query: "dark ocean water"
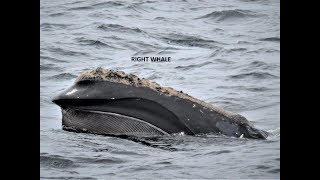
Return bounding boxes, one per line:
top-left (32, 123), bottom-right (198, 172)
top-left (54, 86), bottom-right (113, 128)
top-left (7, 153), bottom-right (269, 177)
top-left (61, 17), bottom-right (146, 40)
top-left (40, 0), bottom-right (280, 179)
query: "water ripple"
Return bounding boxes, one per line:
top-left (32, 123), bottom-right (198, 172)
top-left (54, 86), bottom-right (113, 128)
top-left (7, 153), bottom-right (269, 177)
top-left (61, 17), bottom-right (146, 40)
top-left (48, 73), bottom-right (77, 80)
top-left (160, 33), bottom-right (222, 49)
top-left (197, 9), bottom-right (260, 21)
top-left (97, 24), bottom-right (145, 34)
top-left (40, 155), bottom-right (76, 168)
top-left (259, 37), bottom-right (280, 42)
top-left (229, 72), bottom-right (278, 79)
top-left (175, 61), bottom-right (213, 71)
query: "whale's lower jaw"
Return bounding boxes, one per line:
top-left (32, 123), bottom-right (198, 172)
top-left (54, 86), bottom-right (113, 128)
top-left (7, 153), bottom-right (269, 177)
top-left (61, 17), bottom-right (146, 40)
top-left (61, 108), bottom-right (169, 137)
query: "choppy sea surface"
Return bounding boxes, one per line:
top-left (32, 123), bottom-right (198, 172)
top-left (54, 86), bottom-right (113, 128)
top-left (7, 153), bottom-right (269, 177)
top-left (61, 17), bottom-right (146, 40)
top-left (40, 0), bottom-right (280, 179)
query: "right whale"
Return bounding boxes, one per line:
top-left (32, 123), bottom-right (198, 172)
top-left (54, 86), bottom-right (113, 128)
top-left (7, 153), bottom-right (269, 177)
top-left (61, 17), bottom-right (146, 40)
top-left (52, 67), bottom-right (268, 139)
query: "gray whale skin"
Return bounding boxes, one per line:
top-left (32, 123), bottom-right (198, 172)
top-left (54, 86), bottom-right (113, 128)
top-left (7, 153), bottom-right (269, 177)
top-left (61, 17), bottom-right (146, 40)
top-left (52, 67), bottom-right (268, 139)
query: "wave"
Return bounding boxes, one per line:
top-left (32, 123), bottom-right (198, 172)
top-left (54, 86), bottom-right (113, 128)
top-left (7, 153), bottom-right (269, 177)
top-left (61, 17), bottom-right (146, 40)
top-left (40, 23), bottom-right (71, 30)
top-left (48, 47), bottom-right (88, 56)
top-left (206, 48), bottom-right (224, 58)
top-left (246, 48), bottom-right (280, 54)
top-left (48, 73), bottom-right (77, 80)
top-left (68, 1), bottom-right (125, 11)
top-left (40, 155), bottom-right (75, 168)
top-left (204, 150), bottom-right (232, 156)
top-left (125, 3), bottom-right (150, 13)
top-left (214, 58), bottom-right (235, 64)
top-left (147, 74), bottom-right (160, 80)
top-left (130, 1), bottom-right (156, 6)
top-left (240, 0), bottom-right (265, 2)
top-left (40, 176), bottom-right (96, 180)
top-left (268, 127), bottom-right (280, 137)
top-left (197, 9), bottom-right (258, 21)
top-left (60, 1), bottom-right (85, 6)
top-left (225, 47), bottom-right (247, 53)
top-left (154, 17), bottom-right (166, 20)
top-left (217, 85), bottom-right (271, 92)
top-left (73, 157), bottom-right (125, 164)
top-left (160, 33), bottom-right (221, 49)
top-left (97, 24), bottom-right (144, 34)
top-left (91, 1), bottom-right (124, 8)
top-left (259, 37), bottom-right (280, 42)
top-left (75, 37), bottom-right (119, 49)
top-left (249, 61), bottom-right (269, 67)
top-left (229, 72), bottom-right (278, 79)
top-left (190, 6), bottom-right (216, 11)
top-left (241, 61), bottom-right (279, 71)
top-left (156, 47), bottom-right (181, 55)
top-left (40, 55), bottom-right (67, 63)
top-left (40, 64), bottom-right (62, 71)
top-left (237, 40), bottom-right (254, 45)
top-left (105, 35), bottom-right (124, 41)
top-left (68, 6), bottom-right (94, 11)
top-left (175, 61), bottom-right (213, 71)
top-left (128, 40), bottom-right (162, 50)
top-left (255, 165), bottom-right (271, 170)
top-left (76, 38), bottom-right (107, 46)
top-left (48, 12), bottom-right (67, 17)
top-left (94, 134), bottom-right (179, 151)
top-left (132, 50), bottom-right (156, 56)
top-left (268, 168), bottom-right (280, 174)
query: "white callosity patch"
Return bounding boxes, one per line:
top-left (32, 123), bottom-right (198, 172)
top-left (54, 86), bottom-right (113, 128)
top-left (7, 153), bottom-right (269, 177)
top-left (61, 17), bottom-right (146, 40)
top-left (66, 89), bottom-right (77, 95)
